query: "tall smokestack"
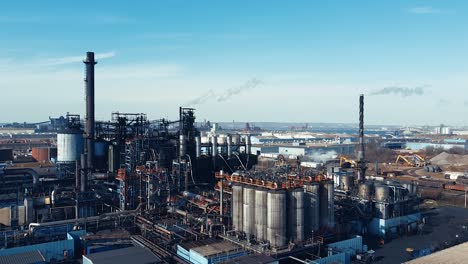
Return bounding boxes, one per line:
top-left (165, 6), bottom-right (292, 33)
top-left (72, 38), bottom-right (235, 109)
top-left (84, 52), bottom-right (96, 172)
top-left (357, 94), bottom-right (367, 182)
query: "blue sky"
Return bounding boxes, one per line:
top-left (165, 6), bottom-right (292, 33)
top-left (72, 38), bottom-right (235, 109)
top-left (1, 1), bottom-right (467, 126)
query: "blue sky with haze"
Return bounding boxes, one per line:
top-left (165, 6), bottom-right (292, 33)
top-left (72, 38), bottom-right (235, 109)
top-left (1, 1), bottom-right (467, 126)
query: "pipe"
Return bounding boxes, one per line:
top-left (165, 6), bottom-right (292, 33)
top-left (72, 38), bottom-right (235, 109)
top-left (212, 135), bottom-right (218, 158)
top-left (182, 191), bottom-right (214, 203)
top-left (227, 135), bottom-right (232, 158)
top-left (245, 135), bottom-right (251, 154)
top-left (179, 134), bottom-right (186, 158)
top-left (84, 51), bottom-right (96, 171)
top-left (195, 136), bottom-right (201, 158)
top-left (2, 168), bottom-right (40, 187)
top-left (80, 153), bottom-right (87, 192)
top-left (75, 160), bottom-right (80, 190)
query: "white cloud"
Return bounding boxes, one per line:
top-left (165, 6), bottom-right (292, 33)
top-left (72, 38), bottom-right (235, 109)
top-left (43, 52), bottom-right (116, 66)
top-left (407, 7), bottom-right (441, 14)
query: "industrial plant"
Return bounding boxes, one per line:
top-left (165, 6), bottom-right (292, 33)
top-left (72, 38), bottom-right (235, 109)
top-left (0, 52), bottom-right (467, 264)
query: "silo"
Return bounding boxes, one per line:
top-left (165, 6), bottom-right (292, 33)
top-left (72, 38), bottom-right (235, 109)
top-left (245, 135), bottom-right (252, 154)
top-left (243, 186), bottom-right (256, 238)
top-left (304, 183), bottom-right (320, 237)
top-left (267, 190), bottom-right (287, 248)
top-left (232, 134), bottom-right (240, 145)
top-left (57, 129), bottom-right (84, 163)
top-left (358, 183), bottom-right (372, 200)
top-left (94, 140), bottom-right (108, 170)
top-left (375, 185), bottom-right (390, 202)
top-left (341, 175), bottom-right (354, 191)
top-left (255, 188), bottom-right (268, 241)
top-left (227, 135), bottom-right (233, 158)
top-left (320, 181), bottom-right (335, 229)
top-left (211, 135), bottom-right (218, 157)
top-left (231, 184), bottom-right (243, 232)
top-left (288, 188), bottom-right (305, 243)
top-left (179, 134), bottom-right (187, 157)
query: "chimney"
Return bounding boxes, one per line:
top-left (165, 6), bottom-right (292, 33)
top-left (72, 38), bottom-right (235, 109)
top-left (84, 52), bottom-right (96, 172)
top-left (357, 94), bottom-right (367, 182)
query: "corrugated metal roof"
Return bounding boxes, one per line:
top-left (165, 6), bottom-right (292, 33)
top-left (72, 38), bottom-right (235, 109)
top-left (0, 250), bottom-right (45, 264)
top-left (404, 242), bottom-right (468, 264)
top-left (83, 245), bottom-right (161, 264)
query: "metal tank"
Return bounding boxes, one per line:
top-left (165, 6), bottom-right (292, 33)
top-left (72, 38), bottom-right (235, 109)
top-left (341, 175), bottom-right (354, 191)
top-left (375, 185), bottom-right (390, 202)
top-left (267, 190), bottom-right (287, 248)
top-left (195, 136), bottom-right (201, 158)
top-left (320, 181), bottom-right (335, 229)
top-left (94, 140), bottom-right (108, 170)
top-left (243, 186), bottom-right (256, 238)
top-left (231, 184), bottom-right (243, 232)
top-left (179, 134), bottom-right (187, 157)
top-left (358, 182), bottom-right (373, 200)
top-left (255, 188), bottom-right (268, 241)
top-left (304, 183), bottom-right (320, 236)
top-left (31, 147), bottom-right (50, 162)
top-left (232, 134), bottom-right (240, 145)
top-left (227, 135), bottom-right (233, 158)
top-left (245, 135), bottom-right (252, 154)
top-left (375, 203), bottom-right (389, 219)
top-left (57, 130), bottom-right (84, 163)
top-left (211, 135), bottom-right (218, 157)
top-left (288, 188), bottom-right (305, 243)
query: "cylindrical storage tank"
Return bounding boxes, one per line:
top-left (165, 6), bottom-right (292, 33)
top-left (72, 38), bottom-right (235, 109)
top-left (232, 184), bottom-right (243, 232)
top-left (179, 134), bottom-right (186, 157)
top-left (255, 188), bottom-right (267, 241)
top-left (288, 189), bottom-right (305, 243)
top-left (0, 149), bottom-right (13, 162)
top-left (341, 175), bottom-right (354, 191)
top-left (195, 136), bottom-right (201, 158)
top-left (31, 147), bottom-right (50, 162)
top-left (243, 186), bottom-right (256, 238)
top-left (57, 130), bottom-right (84, 163)
top-left (320, 182), bottom-right (335, 229)
top-left (304, 183), bottom-right (320, 236)
top-left (267, 190), bottom-right (287, 248)
top-left (211, 135), bottom-right (218, 157)
top-left (375, 185), bottom-right (390, 202)
top-left (227, 135), bottom-right (232, 158)
top-left (94, 140), bottom-right (108, 171)
top-left (217, 136), bottom-right (227, 145)
top-left (245, 135), bottom-right (251, 154)
top-left (358, 183), bottom-right (372, 200)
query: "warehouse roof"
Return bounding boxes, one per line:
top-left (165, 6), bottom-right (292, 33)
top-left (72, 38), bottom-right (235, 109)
top-left (0, 250), bottom-right (45, 264)
top-left (191, 241), bottom-right (241, 258)
top-left (82, 245), bottom-right (161, 264)
top-left (404, 242), bottom-right (468, 264)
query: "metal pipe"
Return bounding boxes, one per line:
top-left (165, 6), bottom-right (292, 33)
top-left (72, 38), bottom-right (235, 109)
top-left (227, 135), bottom-right (232, 158)
top-left (195, 136), bottom-right (201, 158)
top-left (75, 160), bottom-right (80, 190)
top-left (84, 52), bottom-right (96, 171)
top-left (179, 134), bottom-right (186, 158)
top-left (212, 135), bottom-right (218, 160)
top-left (80, 153), bottom-right (87, 192)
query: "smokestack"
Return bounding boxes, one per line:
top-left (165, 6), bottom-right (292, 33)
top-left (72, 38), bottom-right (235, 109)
top-left (357, 94), bottom-right (367, 182)
top-left (84, 52), bottom-right (96, 172)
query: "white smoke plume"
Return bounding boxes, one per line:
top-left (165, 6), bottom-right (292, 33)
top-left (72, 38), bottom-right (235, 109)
top-left (184, 89), bottom-right (215, 106)
top-left (216, 78), bottom-right (262, 102)
top-left (309, 151), bottom-right (338, 162)
top-left (369, 85), bottom-right (427, 97)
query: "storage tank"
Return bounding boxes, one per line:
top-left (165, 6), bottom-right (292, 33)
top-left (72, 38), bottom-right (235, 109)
top-left (0, 149), bottom-right (13, 162)
top-left (341, 175), bottom-right (354, 191)
top-left (195, 136), bottom-right (201, 158)
top-left (57, 130), bottom-right (84, 163)
top-left (375, 203), bottom-right (389, 219)
top-left (227, 135), bottom-right (232, 158)
top-left (320, 181), bottom-right (335, 229)
top-left (211, 136), bottom-right (218, 157)
top-left (232, 134), bottom-right (240, 145)
top-left (243, 186), bottom-right (256, 238)
top-left (31, 147), bottom-right (50, 162)
top-left (255, 188), bottom-right (268, 241)
top-left (267, 190), bottom-right (287, 248)
top-left (304, 183), bottom-right (320, 236)
top-left (288, 188), bottom-right (305, 243)
top-left (232, 184), bottom-right (243, 232)
top-left (358, 183), bottom-right (373, 200)
top-left (94, 140), bottom-right (108, 171)
top-left (179, 134), bottom-right (186, 157)
top-left (375, 185), bottom-right (390, 202)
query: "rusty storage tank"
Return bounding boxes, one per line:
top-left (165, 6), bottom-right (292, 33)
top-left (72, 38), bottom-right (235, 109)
top-left (57, 129), bottom-right (84, 163)
top-left (341, 175), bottom-right (354, 191)
top-left (0, 149), bottom-right (13, 162)
top-left (304, 183), bottom-right (320, 236)
top-left (267, 189), bottom-right (287, 248)
top-left (31, 147), bottom-right (48, 162)
top-left (232, 184), bottom-right (243, 232)
top-left (375, 185), bottom-right (390, 202)
top-left (243, 186), bottom-right (256, 238)
top-left (288, 188), bottom-right (305, 243)
top-left (255, 187), bottom-right (268, 241)
top-left (358, 182), bottom-right (373, 200)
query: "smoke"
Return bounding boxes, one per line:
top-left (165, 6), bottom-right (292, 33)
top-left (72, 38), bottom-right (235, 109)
top-left (184, 89), bottom-right (215, 106)
top-left (309, 151), bottom-right (338, 163)
top-left (369, 85), bottom-right (427, 97)
top-left (184, 78), bottom-right (262, 106)
top-left (216, 78), bottom-right (262, 102)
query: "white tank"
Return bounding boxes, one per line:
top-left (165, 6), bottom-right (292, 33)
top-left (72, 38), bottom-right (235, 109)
top-left (57, 131), bottom-right (84, 163)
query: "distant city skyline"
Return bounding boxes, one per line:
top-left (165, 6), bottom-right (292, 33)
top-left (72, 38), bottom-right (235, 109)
top-left (1, 1), bottom-right (468, 125)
